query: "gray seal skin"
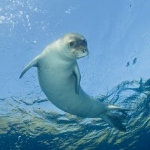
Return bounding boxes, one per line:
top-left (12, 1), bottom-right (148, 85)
top-left (20, 33), bottom-right (129, 131)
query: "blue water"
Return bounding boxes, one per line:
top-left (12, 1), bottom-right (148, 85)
top-left (1, 0), bottom-right (150, 150)
top-left (0, 79), bottom-right (150, 150)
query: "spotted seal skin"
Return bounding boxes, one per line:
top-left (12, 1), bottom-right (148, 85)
top-left (20, 33), bottom-right (130, 131)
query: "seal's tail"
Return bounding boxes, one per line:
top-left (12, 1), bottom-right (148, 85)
top-left (101, 105), bottom-right (130, 132)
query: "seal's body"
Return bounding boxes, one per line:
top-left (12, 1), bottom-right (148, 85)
top-left (20, 33), bottom-right (129, 131)
top-left (38, 51), bottom-right (106, 118)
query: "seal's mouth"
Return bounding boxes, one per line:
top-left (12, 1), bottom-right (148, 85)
top-left (72, 48), bottom-right (89, 59)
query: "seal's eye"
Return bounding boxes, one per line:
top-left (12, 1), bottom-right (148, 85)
top-left (69, 41), bottom-right (76, 47)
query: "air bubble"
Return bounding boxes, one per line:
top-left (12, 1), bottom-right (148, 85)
top-left (65, 9), bottom-right (71, 14)
top-left (0, 16), bottom-right (5, 20)
top-left (18, 136), bottom-right (21, 138)
top-left (26, 15), bottom-right (29, 19)
top-left (19, 11), bottom-right (23, 15)
top-left (33, 40), bottom-right (37, 44)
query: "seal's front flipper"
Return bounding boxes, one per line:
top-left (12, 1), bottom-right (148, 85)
top-left (19, 56), bottom-right (39, 79)
top-left (73, 64), bottom-right (81, 94)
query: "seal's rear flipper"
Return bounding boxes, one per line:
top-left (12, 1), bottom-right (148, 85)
top-left (101, 105), bottom-right (130, 132)
top-left (101, 112), bottom-right (127, 132)
top-left (19, 56), bottom-right (39, 79)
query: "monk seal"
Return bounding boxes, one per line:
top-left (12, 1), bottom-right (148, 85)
top-left (20, 33), bottom-right (129, 131)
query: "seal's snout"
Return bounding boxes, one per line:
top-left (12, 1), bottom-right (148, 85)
top-left (74, 43), bottom-right (88, 58)
top-left (81, 48), bottom-right (89, 55)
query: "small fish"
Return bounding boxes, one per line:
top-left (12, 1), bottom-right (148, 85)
top-left (133, 58), bottom-right (137, 65)
top-left (126, 62), bottom-right (130, 67)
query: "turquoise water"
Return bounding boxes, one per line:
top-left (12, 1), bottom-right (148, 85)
top-left (1, 0), bottom-right (150, 150)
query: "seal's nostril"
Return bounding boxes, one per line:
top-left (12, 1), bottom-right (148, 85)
top-left (82, 49), bottom-right (86, 53)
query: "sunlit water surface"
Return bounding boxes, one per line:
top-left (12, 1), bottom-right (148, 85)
top-left (0, 79), bottom-right (150, 150)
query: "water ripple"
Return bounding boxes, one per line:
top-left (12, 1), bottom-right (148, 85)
top-left (0, 78), bottom-right (150, 150)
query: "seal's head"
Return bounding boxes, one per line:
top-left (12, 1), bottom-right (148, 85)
top-left (60, 33), bottom-right (89, 59)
